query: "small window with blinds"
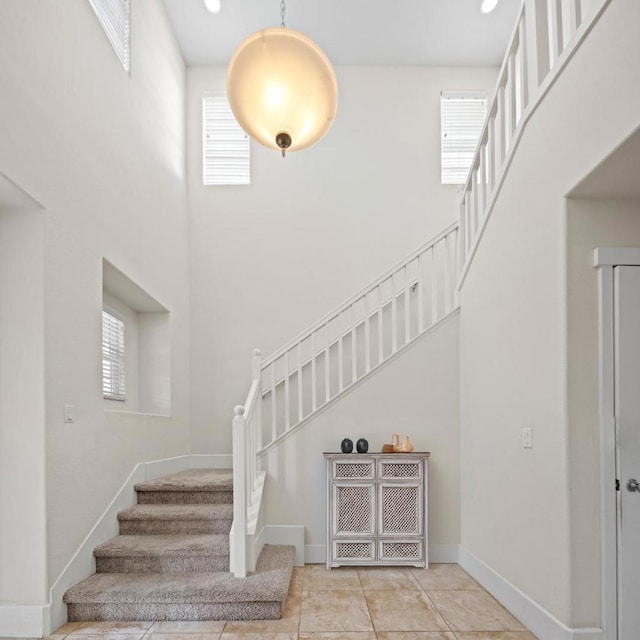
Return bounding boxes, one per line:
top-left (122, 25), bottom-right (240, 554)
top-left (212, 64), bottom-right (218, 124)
top-left (87, 0), bottom-right (130, 72)
top-left (203, 94), bottom-right (250, 186)
top-left (441, 91), bottom-right (487, 185)
top-left (102, 309), bottom-right (126, 401)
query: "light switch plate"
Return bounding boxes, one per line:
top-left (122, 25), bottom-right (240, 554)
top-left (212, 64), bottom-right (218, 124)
top-left (522, 427), bottom-right (533, 448)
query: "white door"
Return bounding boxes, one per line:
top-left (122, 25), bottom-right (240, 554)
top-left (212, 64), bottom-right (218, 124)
top-left (614, 266), bottom-right (640, 640)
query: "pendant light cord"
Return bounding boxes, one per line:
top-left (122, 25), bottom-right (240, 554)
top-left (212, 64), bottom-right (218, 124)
top-left (280, 0), bottom-right (286, 27)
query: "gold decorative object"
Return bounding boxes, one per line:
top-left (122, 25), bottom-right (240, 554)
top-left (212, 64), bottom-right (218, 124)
top-left (397, 435), bottom-right (414, 453)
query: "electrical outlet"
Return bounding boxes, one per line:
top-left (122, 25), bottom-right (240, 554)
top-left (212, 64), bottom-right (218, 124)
top-left (522, 427), bottom-right (532, 448)
top-left (64, 404), bottom-right (75, 423)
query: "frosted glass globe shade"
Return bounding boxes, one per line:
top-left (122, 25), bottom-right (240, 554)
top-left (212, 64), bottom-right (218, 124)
top-left (227, 27), bottom-right (338, 154)
top-left (204, 0), bottom-right (221, 13)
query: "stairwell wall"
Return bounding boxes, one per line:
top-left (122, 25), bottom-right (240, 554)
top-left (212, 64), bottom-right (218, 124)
top-left (459, 0), bottom-right (640, 627)
top-left (186, 65), bottom-right (498, 454)
top-left (0, 0), bottom-right (191, 616)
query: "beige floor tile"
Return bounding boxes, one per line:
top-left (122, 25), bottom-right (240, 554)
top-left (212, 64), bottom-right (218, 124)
top-left (303, 568), bottom-right (361, 591)
top-left (71, 622), bottom-right (153, 635)
top-left (300, 590), bottom-right (373, 632)
top-left (223, 593), bottom-right (301, 634)
top-left (145, 634), bottom-right (222, 640)
top-left (148, 622), bottom-right (225, 633)
top-left (66, 635), bottom-right (146, 640)
top-left (427, 591), bottom-right (526, 632)
top-left (453, 633), bottom-right (538, 640)
top-left (54, 623), bottom-right (82, 635)
top-left (411, 565), bottom-right (481, 591)
top-left (290, 567), bottom-right (304, 593)
top-left (356, 568), bottom-right (420, 590)
top-left (299, 634), bottom-right (377, 640)
top-left (364, 591), bottom-right (449, 633)
top-left (219, 634), bottom-right (297, 640)
top-left (376, 633), bottom-right (457, 640)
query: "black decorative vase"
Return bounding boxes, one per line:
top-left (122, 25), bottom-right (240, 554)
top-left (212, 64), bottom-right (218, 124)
top-left (341, 438), bottom-right (353, 453)
top-left (356, 438), bottom-right (369, 453)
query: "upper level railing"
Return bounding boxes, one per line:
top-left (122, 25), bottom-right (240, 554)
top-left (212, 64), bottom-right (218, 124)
top-left (458, 0), bottom-right (611, 284)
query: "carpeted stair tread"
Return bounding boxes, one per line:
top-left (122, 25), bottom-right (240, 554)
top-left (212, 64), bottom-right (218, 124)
top-left (118, 503), bottom-right (233, 522)
top-left (135, 468), bottom-right (233, 493)
top-left (66, 544), bottom-right (295, 605)
top-left (94, 534), bottom-right (229, 558)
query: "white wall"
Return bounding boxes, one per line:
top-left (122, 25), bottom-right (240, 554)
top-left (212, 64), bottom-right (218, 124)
top-left (566, 197), bottom-right (640, 626)
top-left (0, 0), bottom-right (191, 611)
top-left (0, 208), bottom-right (47, 605)
top-left (459, 0), bottom-right (640, 626)
top-left (263, 314), bottom-right (460, 560)
top-left (187, 65), bottom-right (498, 453)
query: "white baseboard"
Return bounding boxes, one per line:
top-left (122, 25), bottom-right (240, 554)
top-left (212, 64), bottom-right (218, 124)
top-left (0, 604), bottom-right (50, 637)
top-left (458, 546), bottom-right (603, 640)
top-left (47, 454), bottom-right (231, 637)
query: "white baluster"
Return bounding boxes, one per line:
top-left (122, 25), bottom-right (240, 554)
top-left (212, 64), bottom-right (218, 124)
top-left (497, 82), bottom-right (506, 166)
top-left (338, 324), bottom-right (344, 392)
top-left (364, 293), bottom-right (371, 373)
top-left (311, 333), bottom-right (317, 411)
top-left (351, 304), bottom-right (357, 383)
top-left (518, 15), bottom-right (529, 112)
top-left (252, 349), bottom-right (262, 452)
top-left (391, 274), bottom-right (398, 353)
top-left (508, 51), bottom-right (517, 136)
top-left (324, 327), bottom-right (330, 402)
top-left (270, 363), bottom-right (276, 443)
top-left (444, 235), bottom-right (451, 314)
top-left (377, 287), bottom-right (384, 364)
top-left (431, 246), bottom-right (438, 324)
top-left (404, 266), bottom-right (411, 344)
top-left (284, 350), bottom-right (290, 431)
top-left (297, 343), bottom-right (303, 423)
top-left (549, 0), bottom-right (563, 63)
top-left (417, 252), bottom-right (425, 333)
top-left (525, 0), bottom-right (550, 96)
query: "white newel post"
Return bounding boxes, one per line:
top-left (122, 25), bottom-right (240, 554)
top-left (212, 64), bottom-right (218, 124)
top-left (232, 405), bottom-right (247, 578)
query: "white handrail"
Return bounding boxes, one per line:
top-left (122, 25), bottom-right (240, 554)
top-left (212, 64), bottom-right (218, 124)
top-left (261, 221), bottom-right (459, 368)
top-left (458, 0), bottom-right (611, 282)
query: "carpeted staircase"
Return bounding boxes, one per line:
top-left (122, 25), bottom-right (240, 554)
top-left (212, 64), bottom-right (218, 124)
top-left (63, 468), bottom-right (294, 621)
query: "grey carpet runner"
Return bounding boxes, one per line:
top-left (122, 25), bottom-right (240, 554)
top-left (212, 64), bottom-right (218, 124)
top-left (63, 468), bottom-right (294, 621)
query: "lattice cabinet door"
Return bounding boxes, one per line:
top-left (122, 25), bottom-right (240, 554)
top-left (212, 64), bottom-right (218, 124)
top-left (378, 482), bottom-right (423, 537)
top-left (333, 482), bottom-right (376, 537)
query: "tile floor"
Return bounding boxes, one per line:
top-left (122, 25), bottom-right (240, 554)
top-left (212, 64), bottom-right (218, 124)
top-left (41, 564), bottom-right (538, 640)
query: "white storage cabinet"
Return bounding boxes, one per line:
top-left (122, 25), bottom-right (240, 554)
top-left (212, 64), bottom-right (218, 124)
top-left (324, 452), bottom-right (430, 569)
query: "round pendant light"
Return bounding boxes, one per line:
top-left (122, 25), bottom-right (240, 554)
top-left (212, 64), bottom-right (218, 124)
top-left (227, 27), bottom-right (338, 157)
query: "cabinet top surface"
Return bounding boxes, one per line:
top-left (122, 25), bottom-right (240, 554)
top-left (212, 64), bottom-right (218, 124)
top-left (323, 452), bottom-right (431, 458)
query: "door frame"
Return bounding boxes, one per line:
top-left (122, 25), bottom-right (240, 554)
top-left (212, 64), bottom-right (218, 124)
top-left (594, 247), bottom-right (640, 640)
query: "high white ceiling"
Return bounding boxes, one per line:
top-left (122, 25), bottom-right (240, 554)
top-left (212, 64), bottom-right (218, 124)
top-left (161, 0), bottom-right (522, 67)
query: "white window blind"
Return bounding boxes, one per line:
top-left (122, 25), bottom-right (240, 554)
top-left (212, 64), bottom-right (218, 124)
top-left (203, 94), bottom-right (250, 186)
top-left (102, 309), bottom-right (126, 401)
top-left (441, 91), bottom-right (487, 185)
top-left (87, 0), bottom-right (130, 72)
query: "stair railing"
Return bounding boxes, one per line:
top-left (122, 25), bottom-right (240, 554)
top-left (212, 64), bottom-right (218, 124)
top-left (458, 0), bottom-right (611, 285)
top-left (230, 349), bottom-right (263, 577)
top-left (258, 222), bottom-right (459, 455)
